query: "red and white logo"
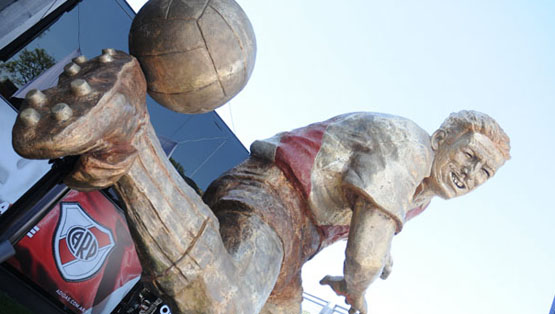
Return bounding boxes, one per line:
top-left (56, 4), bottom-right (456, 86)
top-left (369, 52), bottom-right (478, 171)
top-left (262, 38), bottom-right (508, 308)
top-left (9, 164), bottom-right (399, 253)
top-left (54, 202), bottom-right (115, 282)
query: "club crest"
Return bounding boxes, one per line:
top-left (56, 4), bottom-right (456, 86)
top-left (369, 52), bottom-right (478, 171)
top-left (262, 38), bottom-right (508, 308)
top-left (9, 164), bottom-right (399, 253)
top-left (54, 202), bottom-right (115, 282)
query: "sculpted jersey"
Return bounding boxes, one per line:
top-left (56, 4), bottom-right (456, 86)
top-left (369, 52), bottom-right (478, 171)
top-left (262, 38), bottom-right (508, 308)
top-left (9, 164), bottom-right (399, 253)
top-left (251, 112), bottom-right (434, 234)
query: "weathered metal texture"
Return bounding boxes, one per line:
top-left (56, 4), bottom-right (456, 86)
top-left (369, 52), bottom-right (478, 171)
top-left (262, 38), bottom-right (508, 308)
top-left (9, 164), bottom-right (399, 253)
top-left (129, 0), bottom-right (256, 114)
top-left (248, 111), bottom-right (510, 314)
top-left (10, 48), bottom-right (511, 314)
top-left (203, 158), bottom-right (322, 311)
top-left (12, 49), bottom-right (284, 313)
top-left (12, 49), bottom-right (148, 190)
top-left (115, 121), bottom-right (283, 313)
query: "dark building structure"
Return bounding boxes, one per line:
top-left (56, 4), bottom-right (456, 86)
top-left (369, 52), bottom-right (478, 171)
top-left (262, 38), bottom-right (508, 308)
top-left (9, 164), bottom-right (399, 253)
top-left (0, 0), bottom-right (248, 312)
top-left (0, 0), bottom-right (248, 190)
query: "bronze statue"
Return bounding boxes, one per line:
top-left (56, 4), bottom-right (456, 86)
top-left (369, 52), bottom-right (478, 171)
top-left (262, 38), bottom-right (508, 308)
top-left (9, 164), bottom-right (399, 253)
top-left (206, 110), bottom-right (510, 313)
top-left (10, 1), bottom-right (510, 313)
top-left (11, 48), bottom-right (510, 313)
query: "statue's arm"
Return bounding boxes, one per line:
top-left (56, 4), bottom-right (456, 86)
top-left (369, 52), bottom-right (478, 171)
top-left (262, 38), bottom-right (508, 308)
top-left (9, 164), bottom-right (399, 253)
top-left (346, 196), bottom-right (396, 291)
top-left (321, 197), bottom-right (396, 314)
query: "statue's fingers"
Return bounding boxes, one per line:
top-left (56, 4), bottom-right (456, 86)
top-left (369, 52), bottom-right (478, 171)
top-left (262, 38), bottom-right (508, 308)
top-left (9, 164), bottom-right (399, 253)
top-left (381, 264), bottom-right (392, 279)
top-left (319, 275), bottom-right (344, 292)
top-left (319, 275), bottom-right (333, 286)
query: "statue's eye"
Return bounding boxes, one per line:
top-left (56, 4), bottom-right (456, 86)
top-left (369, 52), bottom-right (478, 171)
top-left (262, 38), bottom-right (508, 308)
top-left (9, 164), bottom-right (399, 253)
top-left (482, 168), bottom-right (491, 178)
top-left (465, 152), bottom-right (473, 159)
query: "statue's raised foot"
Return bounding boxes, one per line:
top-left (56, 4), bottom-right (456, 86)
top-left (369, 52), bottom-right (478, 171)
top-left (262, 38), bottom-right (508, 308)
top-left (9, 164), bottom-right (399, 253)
top-left (12, 49), bottom-right (147, 190)
top-left (12, 50), bottom-right (283, 313)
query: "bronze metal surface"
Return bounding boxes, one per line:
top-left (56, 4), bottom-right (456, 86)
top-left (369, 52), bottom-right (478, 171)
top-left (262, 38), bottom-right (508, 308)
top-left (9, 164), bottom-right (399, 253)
top-left (129, 0), bottom-right (256, 114)
top-left (12, 50), bottom-right (281, 313)
top-left (11, 26), bottom-right (511, 314)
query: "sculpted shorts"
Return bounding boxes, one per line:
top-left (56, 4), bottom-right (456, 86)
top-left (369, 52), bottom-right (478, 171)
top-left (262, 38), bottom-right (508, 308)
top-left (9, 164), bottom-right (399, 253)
top-left (203, 157), bottom-right (321, 300)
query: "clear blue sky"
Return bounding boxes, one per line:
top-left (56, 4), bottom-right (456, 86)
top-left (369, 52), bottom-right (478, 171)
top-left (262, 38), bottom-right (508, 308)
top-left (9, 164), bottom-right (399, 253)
top-left (129, 1), bottom-right (555, 313)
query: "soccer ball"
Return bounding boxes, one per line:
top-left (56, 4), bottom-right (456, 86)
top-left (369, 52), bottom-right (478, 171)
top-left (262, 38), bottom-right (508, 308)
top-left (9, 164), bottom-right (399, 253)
top-left (129, 0), bottom-right (256, 114)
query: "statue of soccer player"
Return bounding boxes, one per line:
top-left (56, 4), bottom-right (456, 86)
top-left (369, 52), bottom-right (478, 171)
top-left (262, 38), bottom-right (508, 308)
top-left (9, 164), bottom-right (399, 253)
top-left (11, 51), bottom-right (510, 314)
top-left (204, 110), bottom-right (510, 313)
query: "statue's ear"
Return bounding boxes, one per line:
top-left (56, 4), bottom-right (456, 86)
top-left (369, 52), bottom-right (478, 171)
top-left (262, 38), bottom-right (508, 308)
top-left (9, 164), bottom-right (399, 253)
top-left (431, 129), bottom-right (447, 151)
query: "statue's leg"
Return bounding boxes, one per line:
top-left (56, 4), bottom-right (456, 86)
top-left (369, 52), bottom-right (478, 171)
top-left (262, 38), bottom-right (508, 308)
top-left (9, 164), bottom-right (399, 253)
top-left (115, 126), bottom-right (284, 314)
top-left (9, 49), bottom-right (281, 313)
top-left (204, 158), bottom-right (321, 314)
top-left (217, 209), bottom-right (284, 305)
top-left (259, 272), bottom-right (303, 314)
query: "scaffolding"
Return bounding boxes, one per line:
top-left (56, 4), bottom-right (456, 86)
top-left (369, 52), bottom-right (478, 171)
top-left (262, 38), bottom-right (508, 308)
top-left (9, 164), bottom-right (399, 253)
top-left (302, 292), bottom-right (350, 314)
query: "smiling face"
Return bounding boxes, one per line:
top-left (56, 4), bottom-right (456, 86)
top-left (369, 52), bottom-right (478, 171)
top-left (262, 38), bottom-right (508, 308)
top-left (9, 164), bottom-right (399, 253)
top-left (429, 131), bottom-right (506, 199)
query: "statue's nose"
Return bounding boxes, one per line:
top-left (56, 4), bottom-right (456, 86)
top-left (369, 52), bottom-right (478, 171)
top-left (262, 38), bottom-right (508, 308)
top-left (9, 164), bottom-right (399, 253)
top-left (461, 161), bottom-right (484, 189)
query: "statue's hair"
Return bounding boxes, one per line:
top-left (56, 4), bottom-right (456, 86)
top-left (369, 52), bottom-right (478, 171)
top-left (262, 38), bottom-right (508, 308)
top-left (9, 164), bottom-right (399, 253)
top-left (440, 110), bottom-right (511, 160)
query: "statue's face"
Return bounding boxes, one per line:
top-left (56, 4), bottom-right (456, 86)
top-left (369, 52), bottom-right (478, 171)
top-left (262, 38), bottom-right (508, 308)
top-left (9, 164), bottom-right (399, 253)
top-left (430, 131), bottom-right (505, 199)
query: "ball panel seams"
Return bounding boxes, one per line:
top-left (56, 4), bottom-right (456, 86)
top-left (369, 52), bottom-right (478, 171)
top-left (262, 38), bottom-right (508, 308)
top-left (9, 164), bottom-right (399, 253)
top-left (219, 66), bottom-right (246, 99)
top-left (133, 0), bottom-right (171, 23)
top-left (167, 0), bottom-right (210, 20)
top-left (131, 0), bottom-right (207, 27)
top-left (149, 82), bottom-right (226, 114)
top-left (139, 50), bottom-right (218, 93)
top-left (198, 6), bottom-right (244, 95)
top-left (209, 0), bottom-right (256, 75)
top-left (130, 20), bottom-right (205, 57)
top-left (128, 0), bottom-right (256, 113)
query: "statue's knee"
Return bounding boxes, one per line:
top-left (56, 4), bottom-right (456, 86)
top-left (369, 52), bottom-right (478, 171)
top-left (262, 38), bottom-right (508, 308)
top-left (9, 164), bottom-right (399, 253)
top-left (217, 210), bottom-right (282, 257)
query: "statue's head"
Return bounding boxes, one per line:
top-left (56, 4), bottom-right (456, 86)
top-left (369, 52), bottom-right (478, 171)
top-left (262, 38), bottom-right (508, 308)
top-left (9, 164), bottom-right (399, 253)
top-left (429, 110), bottom-right (510, 199)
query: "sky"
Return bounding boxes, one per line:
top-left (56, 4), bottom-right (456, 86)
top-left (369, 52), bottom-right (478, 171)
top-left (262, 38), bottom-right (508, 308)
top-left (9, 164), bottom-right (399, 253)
top-left (127, 1), bottom-right (555, 313)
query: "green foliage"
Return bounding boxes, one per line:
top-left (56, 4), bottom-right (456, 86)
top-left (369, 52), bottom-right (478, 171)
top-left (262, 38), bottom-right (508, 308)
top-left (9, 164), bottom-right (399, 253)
top-left (0, 48), bottom-right (55, 87)
top-left (170, 157), bottom-right (187, 179)
top-left (169, 157), bottom-right (203, 195)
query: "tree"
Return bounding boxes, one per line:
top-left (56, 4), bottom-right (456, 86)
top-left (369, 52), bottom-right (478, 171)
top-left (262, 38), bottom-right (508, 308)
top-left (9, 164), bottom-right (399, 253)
top-left (169, 157), bottom-right (203, 195)
top-left (0, 48), bottom-right (55, 87)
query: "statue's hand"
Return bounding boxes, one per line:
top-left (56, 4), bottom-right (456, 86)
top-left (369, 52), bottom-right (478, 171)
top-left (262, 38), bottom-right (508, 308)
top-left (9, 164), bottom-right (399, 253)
top-left (12, 49), bottom-right (148, 190)
top-left (320, 275), bottom-right (368, 314)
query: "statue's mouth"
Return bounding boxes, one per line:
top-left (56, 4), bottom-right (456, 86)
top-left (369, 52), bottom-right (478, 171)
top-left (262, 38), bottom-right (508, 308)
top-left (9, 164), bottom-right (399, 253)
top-left (451, 172), bottom-right (466, 189)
